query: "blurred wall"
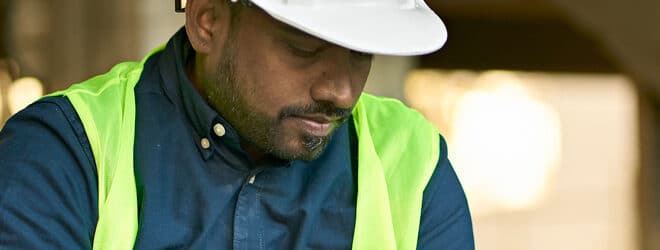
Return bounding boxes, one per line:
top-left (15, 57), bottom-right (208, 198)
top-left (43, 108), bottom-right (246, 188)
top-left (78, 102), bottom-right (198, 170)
top-left (0, 1), bottom-right (7, 59)
top-left (363, 56), bottom-right (417, 101)
top-left (8, 0), bottom-right (139, 91)
top-left (540, 1), bottom-right (660, 248)
top-left (0, 1), bottom-right (10, 123)
top-left (137, 0), bottom-right (185, 56)
top-left (547, 0), bottom-right (660, 98)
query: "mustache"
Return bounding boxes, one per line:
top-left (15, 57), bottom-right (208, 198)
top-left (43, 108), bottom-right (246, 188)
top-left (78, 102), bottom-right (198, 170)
top-left (279, 102), bottom-right (352, 121)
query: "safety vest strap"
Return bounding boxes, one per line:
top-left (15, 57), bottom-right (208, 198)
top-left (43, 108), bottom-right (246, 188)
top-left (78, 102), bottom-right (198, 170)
top-left (46, 46), bottom-right (164, 250)
top-left (351, 94), bottom-right (439, 250)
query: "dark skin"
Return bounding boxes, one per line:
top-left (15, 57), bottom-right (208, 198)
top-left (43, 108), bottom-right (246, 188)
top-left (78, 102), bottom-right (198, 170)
top-left (185, 0), bottom-right (372, 162)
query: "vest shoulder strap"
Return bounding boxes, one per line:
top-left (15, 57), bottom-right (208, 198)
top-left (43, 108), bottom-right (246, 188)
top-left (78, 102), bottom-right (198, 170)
top-left (46, 46), bottom-right (163, 250)
top-left (351, 93), bottom-right (440, 250)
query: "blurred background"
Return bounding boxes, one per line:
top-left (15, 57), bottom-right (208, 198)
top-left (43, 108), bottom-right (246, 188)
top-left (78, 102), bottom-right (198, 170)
top-left (0, 0), bottom-right (658, 249)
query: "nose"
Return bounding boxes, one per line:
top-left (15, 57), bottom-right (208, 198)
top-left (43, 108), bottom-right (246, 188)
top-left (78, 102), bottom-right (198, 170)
top-left (310, 47), bottom-right (360, 109)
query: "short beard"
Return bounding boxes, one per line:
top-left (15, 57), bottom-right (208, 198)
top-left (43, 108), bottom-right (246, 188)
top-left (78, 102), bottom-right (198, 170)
top-left (202, 41), bottom-right (350, 161)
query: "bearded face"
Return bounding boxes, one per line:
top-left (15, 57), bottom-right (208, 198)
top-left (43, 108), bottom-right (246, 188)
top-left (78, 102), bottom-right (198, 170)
top-left (192, 4), bottom-right (372, 161)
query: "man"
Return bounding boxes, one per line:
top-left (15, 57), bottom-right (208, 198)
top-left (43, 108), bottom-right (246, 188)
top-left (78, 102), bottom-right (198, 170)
top-left (0, 0), bottom-right (474, 249)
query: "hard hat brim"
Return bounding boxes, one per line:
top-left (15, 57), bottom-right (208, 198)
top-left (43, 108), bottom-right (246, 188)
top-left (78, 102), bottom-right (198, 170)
top-left (250, 0), bottom-right (448, 56)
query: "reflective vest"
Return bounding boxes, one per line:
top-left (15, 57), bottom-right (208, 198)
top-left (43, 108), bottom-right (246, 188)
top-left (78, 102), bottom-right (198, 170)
top-left (49, 47), bottom-right (440, 250)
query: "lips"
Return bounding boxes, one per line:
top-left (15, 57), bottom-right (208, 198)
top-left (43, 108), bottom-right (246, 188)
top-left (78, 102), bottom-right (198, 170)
top-left (289, 114), bottom-right (342, 137)
top-left (296, 114), bottom-right (341, 123)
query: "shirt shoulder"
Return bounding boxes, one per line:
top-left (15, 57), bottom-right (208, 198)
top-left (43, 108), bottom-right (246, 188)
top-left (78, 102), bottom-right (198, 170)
top-left (0, 96), bottom-right (98, 249)
top-left (418, 134), bottom-right (475, 249)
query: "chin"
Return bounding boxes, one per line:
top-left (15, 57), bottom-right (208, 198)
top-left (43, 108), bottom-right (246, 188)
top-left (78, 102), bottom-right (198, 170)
top-left (271, 134), bottom-right (330, 161)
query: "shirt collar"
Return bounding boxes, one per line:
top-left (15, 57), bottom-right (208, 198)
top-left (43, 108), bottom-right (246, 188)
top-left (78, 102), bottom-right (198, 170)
top-left (157, 28), bottom-right (244, 158)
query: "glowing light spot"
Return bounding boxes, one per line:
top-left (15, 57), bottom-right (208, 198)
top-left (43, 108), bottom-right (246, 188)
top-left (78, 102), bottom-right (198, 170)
top-left (8, 77), bottom-right (44, 115)
top-left (405, 70), bottom-right (562, 216)
top-left (450, 71), bottom-right (561, 212)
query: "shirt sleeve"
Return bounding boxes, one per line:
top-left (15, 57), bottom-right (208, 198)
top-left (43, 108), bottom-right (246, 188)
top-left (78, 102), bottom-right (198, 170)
top-left (417, 134), bottom-right (475, 249)
top-left (0, 96), bottom-right (98, 249)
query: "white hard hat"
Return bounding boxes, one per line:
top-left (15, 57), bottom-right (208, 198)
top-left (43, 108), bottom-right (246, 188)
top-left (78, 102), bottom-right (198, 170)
top-left (247, 0), bottom-right (447, 56)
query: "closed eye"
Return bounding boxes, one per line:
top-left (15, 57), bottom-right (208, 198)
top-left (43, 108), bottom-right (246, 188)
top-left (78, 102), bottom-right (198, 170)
top-left (288, 44), bottom-right (324, 58)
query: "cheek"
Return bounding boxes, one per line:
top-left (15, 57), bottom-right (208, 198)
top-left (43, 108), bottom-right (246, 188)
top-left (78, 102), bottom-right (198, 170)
top-left (237, 52), bottom-right (309, 116)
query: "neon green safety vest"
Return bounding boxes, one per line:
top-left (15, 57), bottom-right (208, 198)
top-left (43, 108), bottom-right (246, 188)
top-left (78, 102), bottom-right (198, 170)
top-left (49, 47), bottom-right (440, 250)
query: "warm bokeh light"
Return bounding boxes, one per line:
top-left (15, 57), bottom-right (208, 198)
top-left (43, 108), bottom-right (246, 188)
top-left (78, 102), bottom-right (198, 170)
top-left (8, 77), bottom-right (44, 115)
top-left (405, 70), bottom-right (638, 250)
top-left (407, 70), bottom-right (561, 215)
top-left (451, 71), bottom-right (561, 212)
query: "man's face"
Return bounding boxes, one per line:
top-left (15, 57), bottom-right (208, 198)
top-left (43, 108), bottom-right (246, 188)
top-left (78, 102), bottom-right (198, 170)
top-left (199, 6), bottom-right (372, 161)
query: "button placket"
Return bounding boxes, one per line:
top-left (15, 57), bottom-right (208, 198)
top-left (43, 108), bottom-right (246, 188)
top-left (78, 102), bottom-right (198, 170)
top-left (233, 169), bottom-right (264, 250)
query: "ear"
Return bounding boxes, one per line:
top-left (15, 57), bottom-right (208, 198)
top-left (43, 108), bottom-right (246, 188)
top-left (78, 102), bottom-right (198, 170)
top-left (185, 0), bottom-right (230, 54)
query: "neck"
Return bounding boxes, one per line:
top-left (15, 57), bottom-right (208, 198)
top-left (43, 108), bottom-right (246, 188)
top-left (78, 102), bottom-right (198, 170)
top-left (240, 139), bottom-right (266, 162)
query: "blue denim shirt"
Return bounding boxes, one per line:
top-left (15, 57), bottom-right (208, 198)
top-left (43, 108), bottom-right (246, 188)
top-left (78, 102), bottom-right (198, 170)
top-left (0, 28), bottom-right (474, 249)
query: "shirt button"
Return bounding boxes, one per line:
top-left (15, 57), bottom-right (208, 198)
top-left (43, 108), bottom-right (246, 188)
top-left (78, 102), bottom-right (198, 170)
top-left (213, 123), bottom-right (226, 137)
top-left (200, 138), bottom-right (211, 149)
